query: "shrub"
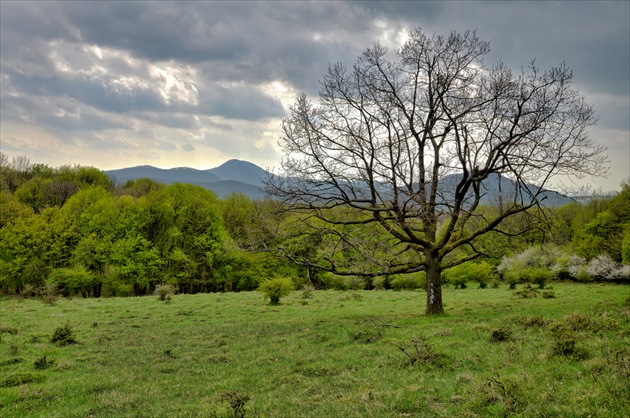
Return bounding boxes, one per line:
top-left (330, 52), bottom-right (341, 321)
top-left (154, 284), bottom-right (176, 302)
top-left (258, 277), bottom-right (295, 305)
top-left (19, 284), bottom-right (37, 298)
top-left (451, 276), bottom-right (467, 289)
top-left (549, 330), bottom-right (589, 360)
top-left (220, 391), bottom-right (250, 418)
top-left (623, 229), bottom-right (630, 265)
top-left (371, 276), bottom-right (386, 290)
top-left (517, 315), bottom-right (546, 328)
top-left (390, 272), bottom-right (425, 290)
top-left (504, 271), bottom-right (520, 289)
top-left (586, 254), bottom-right (619, 281)
top-left (548, 315), bottom-right (590, 359)
top-left (614, 264), bottom-right (630, 281)
top-left (50, 323), bottom-right (77, 346)
top-left (514, 284), bottom-right (538, 299)
top-left (477, 376), bottom-right (524, 412)
top-left (522, 267), bottom-right (553, 289)
top-left (47, 266), bottom-right (97, 297)
top-left (444, 261), bottom-right (496, 289)
top-left (33, 355), bottom-right (55, 370)
top-left (40, 282), bottom-right (58, 305)
top-left (301, 285), bottom-right (314, 299)
top-left (499, 246), bottom-right (581, 286)
top-left (320, 274), bottom-right (348, 290)
top-left (575, 267), bottom-right (593, 283)
top-left (398, 334), bottom-right (447, 367)
top-left (343, 276), bottom-right (365, 290)
top-left (490, 326), bottom-right (512, 343)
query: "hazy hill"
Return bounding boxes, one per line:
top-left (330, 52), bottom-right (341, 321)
top-left (107, 160), bottom-right (572, 205)
top-left (106, 160), bottom-right (269, 199)
top-left (207, 159), bottom-right (269, 186)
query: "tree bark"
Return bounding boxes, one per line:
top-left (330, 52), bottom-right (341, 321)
top-left (425, 250), bottom-right (444, 315)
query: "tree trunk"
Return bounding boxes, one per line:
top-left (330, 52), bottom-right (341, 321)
top-left (424, 250), bottom-right (444, 315)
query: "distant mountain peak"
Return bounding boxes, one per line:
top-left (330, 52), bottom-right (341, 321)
top-left (106, 160), bottom-right (270, 199)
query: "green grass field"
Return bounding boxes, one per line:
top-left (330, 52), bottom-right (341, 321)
top-left (1, 283), bottom-right (628, 417)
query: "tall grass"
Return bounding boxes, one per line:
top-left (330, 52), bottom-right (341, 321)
top-left (1, 283), bottom-right (628, 417)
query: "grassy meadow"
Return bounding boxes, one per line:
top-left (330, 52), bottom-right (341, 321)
top-left (1, 283), bottom-right (629, 417)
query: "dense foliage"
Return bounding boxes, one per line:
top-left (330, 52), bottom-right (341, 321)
top-left (0, 156), bottom-right (302, 297)
top-left (0, 155), bottom-right (628, 298)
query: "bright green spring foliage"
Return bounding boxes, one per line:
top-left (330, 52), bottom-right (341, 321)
top-left (257, 276), bottom-right (295, 304)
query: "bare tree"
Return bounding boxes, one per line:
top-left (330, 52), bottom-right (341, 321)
top-left (0, 152), bottom-right (9, 168)
top-left (266, 28), bottom-right (606, 314)
top-left (11, 155), bottom-right (31, 173)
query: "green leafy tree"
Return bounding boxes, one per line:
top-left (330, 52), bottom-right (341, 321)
top-left (0, 191), bottom-right (34, 228)
top-left (574, 183), bottom-right (630, 262)
top-left (47, 266), bottom-right (97, 297)
top-left (110, 236), bottom-right (163, 296)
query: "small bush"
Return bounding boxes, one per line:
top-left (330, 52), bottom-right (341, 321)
top-left (517, 315), bottom-right (546, 328)
top-left (37, 282), bottom-right (59, 305)
top-left (398, 335), bottom-right (447, 367)
top-left (586, 254), bottom-right (618, 281)
top-left (50, 323), bottom-right (77, 346)
top-left (514, 284), bottom-right (538, 299)
top-left (444, 261), bottom-right (496, 289)
top-left (301, 284), bottom-right (315, 299)
top-left (20, 284), bottom-right (38, 298)
top-left (542, 290), bottom-right (556, 299)
top-left (490, 326), bottom-right (512, 343)
top-left (555, 313), bottom-right (591, 332)
top-left (351, 328), bottom-right (382, 344)
top-left (549, 331), bottom-right (589, 360)
top-left (451, 276), bottom-right (467, 289)
top-left (154, 284), bottom-right (176, 302)
top-left (477, 376), bottom-right (524, 412)
top-left (372, 276), bottom-right (386, 290)
top-left (320, 274), bottom-right (348, 290)
top-left (548, 315), bottom-right (590, 360)
top-left (575, 267), bottom-right (593, 283)
top-left (390, 273), bottom-right (425, 290)
top-left (522, 267), bottom-right (553, 289)
top-left (505, 272), bottom-right (519, 289)
top-left (220, 390), bottom-right (250, 418)
top-left (258, 277), bottom-right (295, 305)
top-left (343, 276), bottom-right (365, 290)
top-left (33, 356), bottom-right (55, 370)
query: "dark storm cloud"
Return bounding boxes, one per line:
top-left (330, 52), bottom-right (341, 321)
top-left (1, 1), bottom-right (627, 187)
top-left (367, 1), bottom-right (630, 99)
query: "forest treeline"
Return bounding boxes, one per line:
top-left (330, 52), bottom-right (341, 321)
top-left (1, 155), bottom-right (628, 298)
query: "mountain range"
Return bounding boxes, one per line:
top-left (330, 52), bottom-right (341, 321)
top-left (106, 159), bottom-right (573, 206)
top-left (106, 159), bottom-right (270, 199)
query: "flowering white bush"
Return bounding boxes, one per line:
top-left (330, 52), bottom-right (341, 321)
top-left (586, 254), bottom-right (618, 281)
top-left (564, 254), bottom-right (587, 279)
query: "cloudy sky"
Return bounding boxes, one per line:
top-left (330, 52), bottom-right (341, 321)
top-left (1, 1), bottom-right (628, 191)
